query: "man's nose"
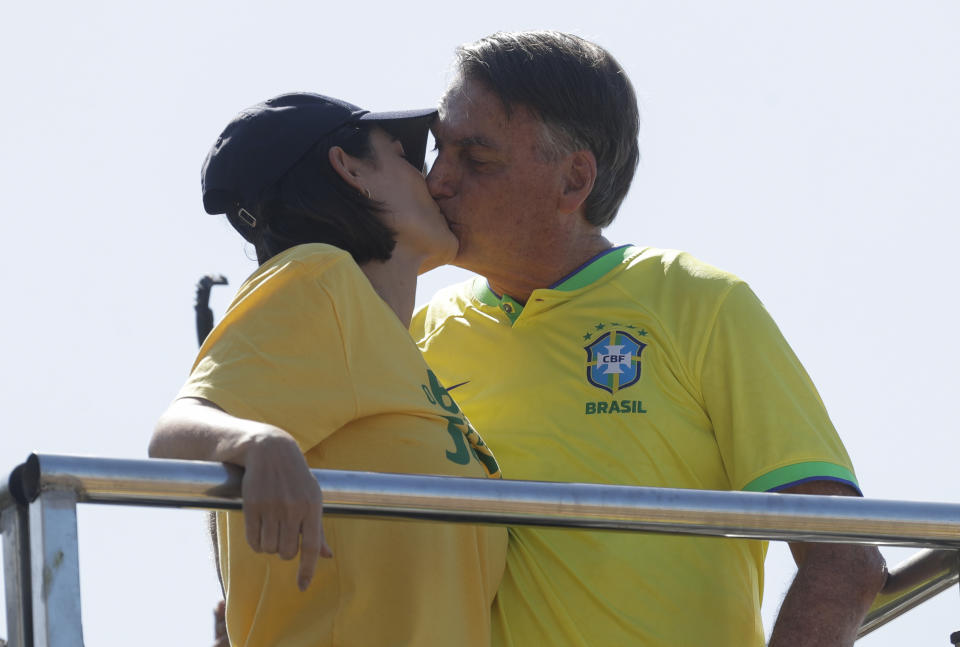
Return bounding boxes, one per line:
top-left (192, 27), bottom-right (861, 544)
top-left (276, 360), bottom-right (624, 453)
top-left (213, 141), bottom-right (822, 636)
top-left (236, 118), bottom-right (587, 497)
top-left (426, 155), bottom-right (456, 200)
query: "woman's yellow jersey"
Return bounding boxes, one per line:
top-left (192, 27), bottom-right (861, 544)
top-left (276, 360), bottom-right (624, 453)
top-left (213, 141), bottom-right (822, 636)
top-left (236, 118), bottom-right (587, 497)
top-left (180, 244), bottom-right (505, 647)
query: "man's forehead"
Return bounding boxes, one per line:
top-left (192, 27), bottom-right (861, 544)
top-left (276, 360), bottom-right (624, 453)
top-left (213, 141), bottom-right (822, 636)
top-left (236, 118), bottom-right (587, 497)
top-left (431, 121), bottom-right (497, 150)
top-left (435, 79), bottom-right (510, 146)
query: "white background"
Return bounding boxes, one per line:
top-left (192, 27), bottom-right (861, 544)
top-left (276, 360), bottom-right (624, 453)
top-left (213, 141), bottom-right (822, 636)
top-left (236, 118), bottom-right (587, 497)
top-left (1, 1), bottom-right (958, 645)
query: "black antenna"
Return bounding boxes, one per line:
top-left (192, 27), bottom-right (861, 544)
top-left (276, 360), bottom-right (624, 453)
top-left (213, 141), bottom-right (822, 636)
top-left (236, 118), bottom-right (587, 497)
top-left (195, 274), bottom-right (229, 346)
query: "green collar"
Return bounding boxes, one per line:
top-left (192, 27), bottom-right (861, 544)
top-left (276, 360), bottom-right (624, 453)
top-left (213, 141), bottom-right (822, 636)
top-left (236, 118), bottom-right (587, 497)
top-left (473, 245), bottom-right (635, 323)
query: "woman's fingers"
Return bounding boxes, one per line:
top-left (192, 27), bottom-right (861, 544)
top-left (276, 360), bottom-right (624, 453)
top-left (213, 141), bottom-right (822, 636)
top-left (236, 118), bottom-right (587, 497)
top-left (243, 499), bottom-right (333, 592)
top-left (297, 507), bottom-right (332, 591)
top-left (237, 434), bottom-right (332, 590)
top-left (277, 514), bottom-right (301, 561)
top-left (259, 515), bottom-right (280, 554)
top-left (244, 508), bottom-right (262, 552)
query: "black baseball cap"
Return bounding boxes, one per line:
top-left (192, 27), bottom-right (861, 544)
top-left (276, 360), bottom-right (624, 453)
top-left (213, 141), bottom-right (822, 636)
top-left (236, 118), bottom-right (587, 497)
top-left (201, 92), bottom-right (436, 240)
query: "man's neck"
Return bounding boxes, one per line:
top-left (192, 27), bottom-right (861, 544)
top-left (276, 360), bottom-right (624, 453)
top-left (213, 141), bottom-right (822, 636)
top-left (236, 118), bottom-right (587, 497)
top-left (482, 234), bottom-right (614, 305)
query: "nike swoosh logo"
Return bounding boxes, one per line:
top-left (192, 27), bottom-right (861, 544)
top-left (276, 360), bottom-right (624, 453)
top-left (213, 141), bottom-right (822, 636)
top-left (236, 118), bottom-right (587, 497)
top-left (446, 381), bottom-right (470, 392)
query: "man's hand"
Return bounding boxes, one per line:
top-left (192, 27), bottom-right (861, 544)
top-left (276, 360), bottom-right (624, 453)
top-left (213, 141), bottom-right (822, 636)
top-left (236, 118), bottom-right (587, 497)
top-left (768, 481), bottom-right (887, 647)
top-left (213, 600), bottom-right (229, 647)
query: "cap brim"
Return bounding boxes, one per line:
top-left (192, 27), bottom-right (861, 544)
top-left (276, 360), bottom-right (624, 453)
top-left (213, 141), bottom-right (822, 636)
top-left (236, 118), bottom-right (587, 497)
top-left (358, 107), bottom-right (437, 122)
top-left (360, 108), bottom-right (437, 171)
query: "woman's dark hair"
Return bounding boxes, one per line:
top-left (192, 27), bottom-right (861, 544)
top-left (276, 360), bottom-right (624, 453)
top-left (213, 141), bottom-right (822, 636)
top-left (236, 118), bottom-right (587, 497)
top-left (226, 123), bottom-right (396, 265)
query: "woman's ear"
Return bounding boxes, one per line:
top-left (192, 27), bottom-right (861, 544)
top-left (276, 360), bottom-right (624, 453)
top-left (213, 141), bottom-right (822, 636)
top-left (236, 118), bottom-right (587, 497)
top-left (329, 146), bottom-right (367, 193)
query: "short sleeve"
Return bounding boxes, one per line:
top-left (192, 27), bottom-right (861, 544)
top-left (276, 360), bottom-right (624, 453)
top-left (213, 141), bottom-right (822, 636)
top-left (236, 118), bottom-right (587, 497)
top-left (409, 304), bottom-right (427, 342)
top-left (699, 282), bottom-right (859, 493)
top-left (178, 261), bottom-right (358, 452)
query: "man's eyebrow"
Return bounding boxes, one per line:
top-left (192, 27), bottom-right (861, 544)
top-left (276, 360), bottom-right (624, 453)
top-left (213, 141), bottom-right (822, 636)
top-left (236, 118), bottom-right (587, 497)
top-left (456, 136), bottom-right (496, 149)
top-left (431, 128), bottom-right (497, 149)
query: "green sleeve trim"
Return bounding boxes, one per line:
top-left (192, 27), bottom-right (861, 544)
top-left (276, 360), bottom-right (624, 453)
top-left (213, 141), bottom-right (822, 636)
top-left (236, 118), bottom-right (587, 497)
top-left (743, 461), bottom-right (860, 493)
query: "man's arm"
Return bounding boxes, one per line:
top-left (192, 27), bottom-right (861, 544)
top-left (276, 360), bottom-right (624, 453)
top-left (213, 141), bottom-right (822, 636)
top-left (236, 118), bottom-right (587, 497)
top-left (768, 480), bottom-right (887, 647)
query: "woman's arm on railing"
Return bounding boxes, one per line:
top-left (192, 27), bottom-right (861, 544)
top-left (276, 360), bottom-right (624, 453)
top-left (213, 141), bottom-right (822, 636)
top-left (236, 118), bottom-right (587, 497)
top-left (150, 397), bottom-right (331, 590)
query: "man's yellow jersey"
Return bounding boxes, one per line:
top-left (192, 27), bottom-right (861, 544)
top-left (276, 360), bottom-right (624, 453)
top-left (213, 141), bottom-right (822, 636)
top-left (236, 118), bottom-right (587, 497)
top-left (411, 245), bottom-right (858, 647)
top-left (180, 243), bottom-right (505, 647)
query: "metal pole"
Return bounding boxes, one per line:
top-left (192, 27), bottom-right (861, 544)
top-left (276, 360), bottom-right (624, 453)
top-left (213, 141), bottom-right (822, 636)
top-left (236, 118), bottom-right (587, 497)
top-left (857, 549), bottom-right (960, 637)
top-left (19, 454), bottom-right (960, 548)
top-left (194, 274), bottom-right (228, 346)
top-left (12, 454), bottom-right (960, 640)
top-left (28, 489), bottom-right (82, 647)
top-left (1, 480), bottom-right (32, 647)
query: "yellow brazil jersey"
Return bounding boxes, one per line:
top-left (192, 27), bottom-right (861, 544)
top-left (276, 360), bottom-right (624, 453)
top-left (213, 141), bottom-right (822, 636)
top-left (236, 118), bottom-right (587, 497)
top-left (179, 243), bottom-right (505, 647)
top-left (410, 245), bottom-right (858, 647)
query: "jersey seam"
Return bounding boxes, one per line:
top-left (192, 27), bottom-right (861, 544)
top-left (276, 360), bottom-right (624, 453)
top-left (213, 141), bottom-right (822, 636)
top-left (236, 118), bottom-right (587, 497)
top-left (606, 280), bottom-right (698, 392)
top-left (273, 252), bottom-right (362, 427)
top-left (317, 281), bottom-right (361, 423)
top-left (305, 252), bottom-right (363, 423)
top-left (242, 555), bottom-right (274, 644)
top-left (202, 248), bottom-right (348, 356)
top-left (691, 280), bottom-right (743, 396)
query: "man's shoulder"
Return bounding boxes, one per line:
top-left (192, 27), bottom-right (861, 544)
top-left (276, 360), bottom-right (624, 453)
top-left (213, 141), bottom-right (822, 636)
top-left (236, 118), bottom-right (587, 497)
top-left (410, 276), bottom-right (478, 343)
top-left (615, 246), bottom-right (743, 298)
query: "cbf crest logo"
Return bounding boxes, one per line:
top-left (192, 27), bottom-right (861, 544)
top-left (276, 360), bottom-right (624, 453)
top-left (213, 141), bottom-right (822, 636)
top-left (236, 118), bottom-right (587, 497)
top-left (584, 329), bottom-right (647, 394)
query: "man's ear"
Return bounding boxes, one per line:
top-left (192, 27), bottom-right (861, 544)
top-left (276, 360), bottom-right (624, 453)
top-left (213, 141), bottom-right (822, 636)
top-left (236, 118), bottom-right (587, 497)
top-left (329, 146), bottom-right (367, 193)
top-left (558, 150), bottom-right (597, 216)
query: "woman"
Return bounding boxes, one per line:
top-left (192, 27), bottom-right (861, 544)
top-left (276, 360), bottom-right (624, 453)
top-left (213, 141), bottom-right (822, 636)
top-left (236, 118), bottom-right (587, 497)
top-left (149, 93), bottom-right (505, 647)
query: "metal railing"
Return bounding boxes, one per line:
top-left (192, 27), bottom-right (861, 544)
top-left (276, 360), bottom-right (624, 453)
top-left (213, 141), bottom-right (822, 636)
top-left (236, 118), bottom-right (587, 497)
top-left (3, 453), bottom-right (959, 646)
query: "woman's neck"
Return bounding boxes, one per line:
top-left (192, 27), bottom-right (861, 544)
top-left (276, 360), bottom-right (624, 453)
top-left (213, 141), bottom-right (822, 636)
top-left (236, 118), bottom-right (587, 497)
top-left (359, 248), bottom-right (422, 328)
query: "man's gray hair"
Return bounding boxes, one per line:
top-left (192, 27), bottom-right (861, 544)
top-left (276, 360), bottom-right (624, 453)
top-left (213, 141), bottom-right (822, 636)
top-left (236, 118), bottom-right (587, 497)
top-left (449, 31), bottom-right (640, 228)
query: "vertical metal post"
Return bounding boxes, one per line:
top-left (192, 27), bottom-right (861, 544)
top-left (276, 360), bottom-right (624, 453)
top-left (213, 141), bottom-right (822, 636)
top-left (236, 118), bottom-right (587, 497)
top-left (2, 495), bottom-right (33, 647)
top-left (28, 490), bottom-right (82, 647)
top-left (953, 572), bottom-right (960, 646)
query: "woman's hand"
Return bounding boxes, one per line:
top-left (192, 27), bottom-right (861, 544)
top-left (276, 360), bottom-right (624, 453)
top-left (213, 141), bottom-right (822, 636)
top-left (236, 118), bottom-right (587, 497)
top-left (240, 428), bottom-right (333, 590)
top-left (150, 397), bottom-right (333, 591)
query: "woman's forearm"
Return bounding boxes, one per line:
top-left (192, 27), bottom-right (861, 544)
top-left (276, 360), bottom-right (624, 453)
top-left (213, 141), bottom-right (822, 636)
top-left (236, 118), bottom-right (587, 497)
top-left (149, 396), bottom-right (288, 465)
top-left (149, 396), bottom-right (331, 590)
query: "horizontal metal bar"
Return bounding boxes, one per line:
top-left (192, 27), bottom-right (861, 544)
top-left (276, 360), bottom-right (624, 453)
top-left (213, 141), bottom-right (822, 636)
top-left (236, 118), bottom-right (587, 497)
top-left (858, 549), bottom-right (960, 637)
top-left (19, 454), bottom-right (960, 548)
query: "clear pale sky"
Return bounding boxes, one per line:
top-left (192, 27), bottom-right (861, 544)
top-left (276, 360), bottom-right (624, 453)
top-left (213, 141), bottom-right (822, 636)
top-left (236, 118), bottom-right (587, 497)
top-left (1, 1), bottom-right (958, 645)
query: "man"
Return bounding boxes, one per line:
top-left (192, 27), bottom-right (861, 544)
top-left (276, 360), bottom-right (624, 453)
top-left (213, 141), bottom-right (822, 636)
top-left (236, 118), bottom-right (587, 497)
top-left (411, 31), bottom-right (886, 646)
